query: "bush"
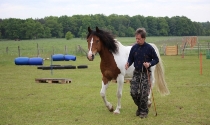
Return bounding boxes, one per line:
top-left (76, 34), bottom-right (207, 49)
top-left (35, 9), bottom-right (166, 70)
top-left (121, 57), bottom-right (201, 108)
top-left (65, 31), bottom-right (73, 40)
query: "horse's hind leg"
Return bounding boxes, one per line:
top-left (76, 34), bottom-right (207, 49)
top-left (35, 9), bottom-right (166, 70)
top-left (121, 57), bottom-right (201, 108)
top-left (148, 91), bottom-right (152, 108)
top-left (148, 69), bottom-right (155, 108)
top-left (100, 81), bottom-right (114, 112)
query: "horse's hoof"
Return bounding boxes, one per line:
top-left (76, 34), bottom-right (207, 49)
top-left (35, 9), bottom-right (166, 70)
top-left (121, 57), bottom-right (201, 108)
top-left (148, 102), bottom-right (152, 108)
top-left (148, 100), bottom-right (152, 108)
top-left (109, 106), bottom-right (114, 112)
top-left (113, 110), bottom-right (120, 114)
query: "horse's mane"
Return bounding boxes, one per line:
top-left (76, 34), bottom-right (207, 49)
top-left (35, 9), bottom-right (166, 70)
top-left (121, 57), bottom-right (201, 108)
top-left (87, 27), bottom-right (118, 54)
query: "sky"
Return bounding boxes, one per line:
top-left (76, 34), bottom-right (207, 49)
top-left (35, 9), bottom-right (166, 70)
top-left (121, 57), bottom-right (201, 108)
top-left (0, 0), bottom-right (210, 22)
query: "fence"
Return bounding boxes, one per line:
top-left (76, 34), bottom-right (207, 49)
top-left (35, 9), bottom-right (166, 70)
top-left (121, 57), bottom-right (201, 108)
top-left (1, 40), bottom-right (209, 57)
top-left (158, 36), bottom-right (210, 56)
top-left (0, 44), bottom-right (88, 58)
top-left (165, 45), bottom-right (178, 55)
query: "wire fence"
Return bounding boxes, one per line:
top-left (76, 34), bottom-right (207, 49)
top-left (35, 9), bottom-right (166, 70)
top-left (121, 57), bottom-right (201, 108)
top-left (0, 42), bottom-right (209, 58)
top-left (0, 45), bottom-right (88, 58)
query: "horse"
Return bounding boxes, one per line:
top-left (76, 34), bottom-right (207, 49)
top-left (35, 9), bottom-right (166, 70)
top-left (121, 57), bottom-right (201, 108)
top-left (86, 26), bottom-right (169, 114)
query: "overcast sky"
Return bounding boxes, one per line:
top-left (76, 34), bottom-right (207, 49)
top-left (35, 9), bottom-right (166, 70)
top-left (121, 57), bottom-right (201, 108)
top-left (0, 0), bottom-right (209, 22)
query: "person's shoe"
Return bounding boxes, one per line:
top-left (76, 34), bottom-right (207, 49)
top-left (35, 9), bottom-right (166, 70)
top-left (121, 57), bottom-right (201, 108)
top-left (136, 109), bottom-right (140, 116)
top-left (139, 113), bottom-right (148, 119)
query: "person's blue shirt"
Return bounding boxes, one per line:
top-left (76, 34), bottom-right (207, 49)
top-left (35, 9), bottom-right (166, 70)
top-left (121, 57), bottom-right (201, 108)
top-left (127, 42), bottom-right (159, 71)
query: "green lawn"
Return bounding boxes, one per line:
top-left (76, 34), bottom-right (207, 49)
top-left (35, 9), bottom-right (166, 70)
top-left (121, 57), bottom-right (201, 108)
top-left (0, 38), bottom-right (210, 125)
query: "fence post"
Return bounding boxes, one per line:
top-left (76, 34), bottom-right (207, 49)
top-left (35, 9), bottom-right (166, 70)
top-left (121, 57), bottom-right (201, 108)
top-left (6, 47), bottom-right (8, 54)
top-left (18, 46), bottom-right (20, 57)
top-left (177, 43), bottom-right (178, 55)
top-left (200, 52), bottom-right (202, 75)
top-left (37, 43), bottom-right (39, 57)
top-left (198, 42), bottom-right (199, 58)
top-left (65, 45), bottom-right (67, 55)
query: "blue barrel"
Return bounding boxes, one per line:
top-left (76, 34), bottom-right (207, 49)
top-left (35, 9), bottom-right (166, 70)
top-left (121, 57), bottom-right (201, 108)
top-left (64, 55), bottom-right (76, 61)
top-left (52, 54), bottom-right (65, 61)
top-left (28, 57), bottom-right (43, 65)
top-left (14, 57), bottom-right (29, 65)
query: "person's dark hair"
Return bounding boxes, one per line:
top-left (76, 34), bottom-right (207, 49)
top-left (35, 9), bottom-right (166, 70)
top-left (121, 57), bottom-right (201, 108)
top-left (135, 28), bottom-right (146, 38)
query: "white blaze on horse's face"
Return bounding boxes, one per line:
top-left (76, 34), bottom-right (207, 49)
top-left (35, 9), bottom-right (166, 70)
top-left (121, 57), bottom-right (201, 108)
top-left (87, 37), bottom-right (95, 61)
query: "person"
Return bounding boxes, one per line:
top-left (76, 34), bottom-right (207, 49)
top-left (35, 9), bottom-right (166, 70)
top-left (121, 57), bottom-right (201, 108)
top-left (125, 28), bottom-right (159, 118)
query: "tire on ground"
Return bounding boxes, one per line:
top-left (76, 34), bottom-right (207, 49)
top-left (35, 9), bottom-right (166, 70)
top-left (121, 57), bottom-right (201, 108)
top-left (53, 66), bottom-right (65, 69)
top-left (77, 65), bottom-right (88, 69)
top-left (37, 66), bottom-right (43, 69)
top-left (64, 65), bottom-right (76, 69)
top-left (41, 66), bottom-right (64, 70)
top-left (42, 66), bottom-right (52, 70)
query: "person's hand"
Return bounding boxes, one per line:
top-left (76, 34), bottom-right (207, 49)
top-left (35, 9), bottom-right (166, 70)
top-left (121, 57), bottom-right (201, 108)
top-left (143, 62), bottom-right (151, 68)
top-left (125, 63), bottom-right (129, 70)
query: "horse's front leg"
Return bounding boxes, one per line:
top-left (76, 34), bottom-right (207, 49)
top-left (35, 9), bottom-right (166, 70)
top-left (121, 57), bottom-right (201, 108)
top-left (114, 75), bottom-right (124, 114)
top-left (100, 81), bottom-right (114, 112)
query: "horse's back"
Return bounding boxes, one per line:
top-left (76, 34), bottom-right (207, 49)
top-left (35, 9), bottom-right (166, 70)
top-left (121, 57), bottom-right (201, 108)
top-left (113, 41), bottom-right (134, 79)
top-left (113, 42), bottom-right (158, 79)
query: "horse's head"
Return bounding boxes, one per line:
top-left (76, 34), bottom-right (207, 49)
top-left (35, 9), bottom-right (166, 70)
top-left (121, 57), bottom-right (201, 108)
top-left (86, 26), bottom-right (118, 61)
top-left (86, 27), bottom-right (102, 61)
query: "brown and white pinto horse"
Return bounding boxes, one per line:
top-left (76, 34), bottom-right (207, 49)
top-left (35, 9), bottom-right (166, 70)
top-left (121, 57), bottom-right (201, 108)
top-left (86, 27), bottom-right (169, 114)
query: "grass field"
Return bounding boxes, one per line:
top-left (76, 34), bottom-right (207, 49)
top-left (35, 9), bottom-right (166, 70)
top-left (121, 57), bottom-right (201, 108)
top-left (0, 37), bottom-right (210, 125)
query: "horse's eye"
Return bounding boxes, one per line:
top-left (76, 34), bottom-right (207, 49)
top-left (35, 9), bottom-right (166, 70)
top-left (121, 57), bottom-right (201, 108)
top-left (96, 40), bottom-right (99, 43)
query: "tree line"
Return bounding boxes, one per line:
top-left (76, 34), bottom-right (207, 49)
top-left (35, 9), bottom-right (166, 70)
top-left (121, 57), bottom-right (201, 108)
top-left (0, 14), bottom-right (210, 40)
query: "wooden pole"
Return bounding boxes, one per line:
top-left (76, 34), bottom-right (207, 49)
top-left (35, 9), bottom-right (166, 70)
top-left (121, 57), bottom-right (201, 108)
top-left (37, 43), bottom-right (39, 57)
top-left (18, 46), bottom-right (20, 57)
top-left (65, 45), bottom-right (67, 55)
top-left (6, 47), bottom-right (8, 54)
top-left (197, 37), bottom-right (199, 58)
top-left (51, 54), bottom-right (53, 75)
top-left (177, 43), bottom-right (178, 55)
top-left (198, 42), bottom-right (199, 58)
top-left (182, 42), bottom-right (186, 58)
top-left (200, 52), bottom-right (202, 75)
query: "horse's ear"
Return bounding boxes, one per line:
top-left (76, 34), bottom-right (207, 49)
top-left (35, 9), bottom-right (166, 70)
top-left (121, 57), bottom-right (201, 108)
top-left (88, 27), bottom-right (92, 33)
top-left (96, 26), bottom-right (100, 32)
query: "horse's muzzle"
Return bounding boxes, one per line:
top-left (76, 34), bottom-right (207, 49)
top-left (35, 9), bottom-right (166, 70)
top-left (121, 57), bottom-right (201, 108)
top-left (87, 54), bottom-right (95, 61)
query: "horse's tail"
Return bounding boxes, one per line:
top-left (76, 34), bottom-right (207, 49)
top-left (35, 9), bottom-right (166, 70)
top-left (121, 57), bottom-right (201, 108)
top-left (151, 43), bottom-right (170, 96)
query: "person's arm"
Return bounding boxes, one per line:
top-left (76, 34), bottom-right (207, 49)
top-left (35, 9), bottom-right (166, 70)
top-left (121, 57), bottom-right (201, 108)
top-left (127, 46), bottom-right (134, 67)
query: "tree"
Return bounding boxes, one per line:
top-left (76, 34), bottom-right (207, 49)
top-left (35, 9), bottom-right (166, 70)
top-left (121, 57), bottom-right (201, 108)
top-left (130, 15), bottom-right (144, 30)
top-left (43, 26), bottom-right (51, 38)
top-left (146, 16), bottom-right (158, 36)
top-left (81, 32), bottom-right (87, 39)
top-left (70, 15), bottom-right (83, 37)
top-left (125, 27), bottom-right (135, 37)
top-left (44, 16), bottom-right (63, 38)
top-left (65, 31), bottom-right (73, 40)
top-left (202, 21), bottom-right (210, 36)
top-left (0, 14), bottom-right (209, 39)
top-left (3, 18), bottom-right (23, 39)
top-left (157, 17), bottom-right (169, 36)
top-left (22, 18), bottom-right (44, 39)
top-left (167, 16), bottom-right (177, 36)
top-left (58, 15), bottom-right (71, 36)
